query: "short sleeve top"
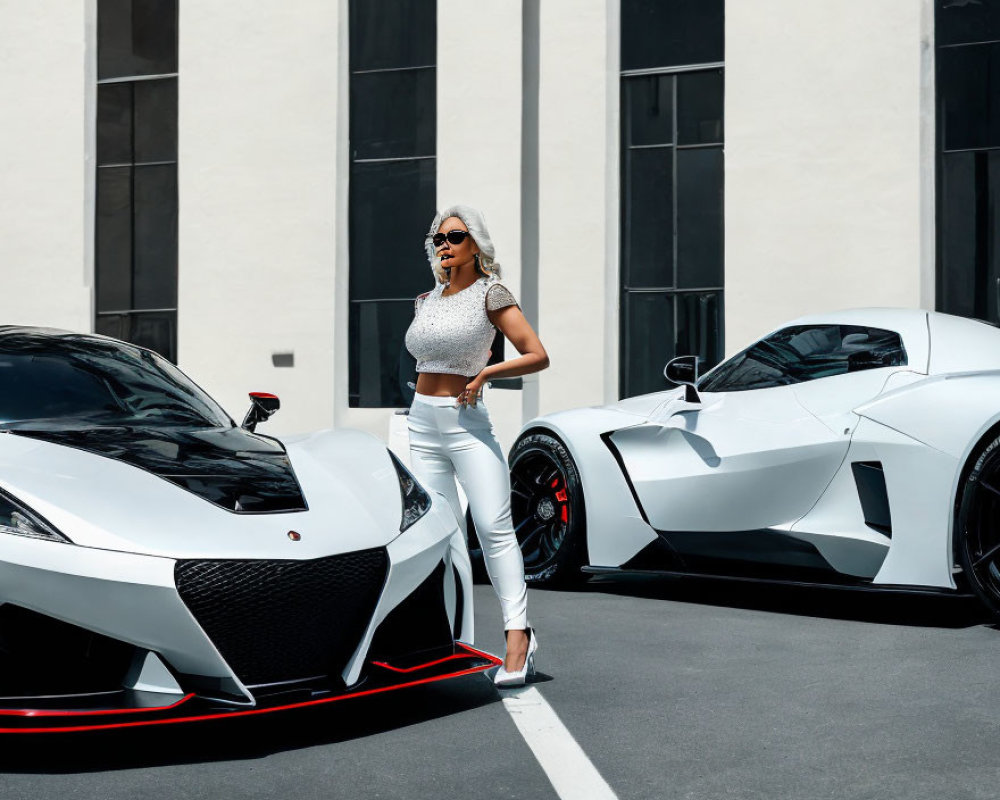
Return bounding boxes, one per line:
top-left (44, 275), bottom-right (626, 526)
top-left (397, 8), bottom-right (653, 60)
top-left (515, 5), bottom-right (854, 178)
top-left (404, 276), bottom-right (519, 376)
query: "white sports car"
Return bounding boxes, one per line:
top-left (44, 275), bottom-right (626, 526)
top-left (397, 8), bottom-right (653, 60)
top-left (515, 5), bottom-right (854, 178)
top-left (507, 309), bottom-right (1000, 618)
top-left (0, 327), bottom-right (495, 732)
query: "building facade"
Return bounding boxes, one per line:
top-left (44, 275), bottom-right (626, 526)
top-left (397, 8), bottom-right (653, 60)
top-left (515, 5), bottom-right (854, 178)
top-left (0, 0), bottom-right (967, 451)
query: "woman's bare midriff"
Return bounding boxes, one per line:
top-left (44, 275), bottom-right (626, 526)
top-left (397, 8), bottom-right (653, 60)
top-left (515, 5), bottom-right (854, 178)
top-left (415, 373), bottom-right (471, 397)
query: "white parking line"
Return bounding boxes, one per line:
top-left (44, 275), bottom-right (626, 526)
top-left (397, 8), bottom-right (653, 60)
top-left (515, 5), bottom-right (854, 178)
top-left (501, 686), bottom-right (620, 800)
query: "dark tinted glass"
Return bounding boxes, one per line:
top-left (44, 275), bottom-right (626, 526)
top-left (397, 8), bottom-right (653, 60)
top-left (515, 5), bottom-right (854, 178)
top-left (98, 0), bottom-right (178, 80)
top-left (939, 43), bottom-right (1000, 151)
top-left (939, 152), bottom-right (980, 319)
top-left (621, 0), bottom-right (724, 71)
top-left (96, 167), bottom-right (132, 312)
top-left (624, 148), bottom-right (673, 288)
top-left (97, 83), bottom-right (132, 166)
top-left (700, 325), bottom-right (907, 393)
top-left (350, 68), bottom-right (436, 159)
top-left (677, 147), bottom-right (724, 289)
top-left (676, 291), bottom-right (723, 371)
top-left (938, 151), bottom-right (1000, 322)
top-left (349, 159), bottom-right (436, 301)
top-left (624, 75), bottom-right (673, 146)
top-left (348, 300), bottom-right (415, 407)
top-left (134, 78), bottom-right (178, 163)
top-left (623, 292), bottom-right (674, 398)
top-left (350, 0), bottom-right (435, 71)
top-left (678, 69), bottom-right (724, 145)
top-left (0, 331), bottom-right (224, 426)
top-left (937, 0), bottom-right (1000, 47)
top-left (132, 165), bottom-right (178, 310)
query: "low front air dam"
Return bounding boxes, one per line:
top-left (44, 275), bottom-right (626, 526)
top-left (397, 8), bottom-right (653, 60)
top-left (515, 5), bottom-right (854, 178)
top-left (0, 534), bottom-right (247, 700)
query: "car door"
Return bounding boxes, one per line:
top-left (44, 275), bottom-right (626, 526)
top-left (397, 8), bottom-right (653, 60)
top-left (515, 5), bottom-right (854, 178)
top-left (609, 322), bottom-right (913, 534)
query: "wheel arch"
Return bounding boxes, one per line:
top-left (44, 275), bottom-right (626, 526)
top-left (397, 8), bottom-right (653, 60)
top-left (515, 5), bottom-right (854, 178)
top-left (511, 409), bottom-right (658, 568)
top-left (509, 424), bottom-right (591, 570)
top-left (950, 414), bottom-right (1000, 571)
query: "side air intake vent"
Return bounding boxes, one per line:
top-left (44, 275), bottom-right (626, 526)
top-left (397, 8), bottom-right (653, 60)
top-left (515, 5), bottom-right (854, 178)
top-left (851, 461), bottom-right (891, 537)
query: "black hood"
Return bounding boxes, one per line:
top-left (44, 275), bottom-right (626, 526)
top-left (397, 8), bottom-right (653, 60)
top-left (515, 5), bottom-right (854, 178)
top-left (9, 425), bottom-right (307, 514)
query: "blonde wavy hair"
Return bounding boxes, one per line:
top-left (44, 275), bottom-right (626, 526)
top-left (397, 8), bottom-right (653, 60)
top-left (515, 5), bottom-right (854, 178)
top-left (424, 204), bottom-right (502, 284)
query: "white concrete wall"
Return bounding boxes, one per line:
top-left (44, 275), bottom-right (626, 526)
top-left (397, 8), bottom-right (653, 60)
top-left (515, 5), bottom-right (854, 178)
top-left (178, 2), bottom-right (340, 435)
top-left (0, 1), bottom-right (92, 332)
top-left (536, 0), bottom-right (617, 414)
top-left (434, 0), bottom-right (525, 451)
top-left (725, 0), bottom-right (927, 352)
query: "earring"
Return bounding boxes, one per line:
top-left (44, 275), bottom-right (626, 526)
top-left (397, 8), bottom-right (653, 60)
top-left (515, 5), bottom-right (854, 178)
top-left (474, 253), bottom-right (482, 274)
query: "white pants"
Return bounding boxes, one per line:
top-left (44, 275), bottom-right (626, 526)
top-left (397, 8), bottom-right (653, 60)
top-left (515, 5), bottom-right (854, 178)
top-left (407, 392), bottom-right (528, 631)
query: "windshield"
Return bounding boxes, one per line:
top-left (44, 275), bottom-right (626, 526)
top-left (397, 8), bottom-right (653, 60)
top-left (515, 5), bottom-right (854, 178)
top-left (699, 324), bottom-right (907, 393)
top-left (0, 334), bottom-right (233, 429)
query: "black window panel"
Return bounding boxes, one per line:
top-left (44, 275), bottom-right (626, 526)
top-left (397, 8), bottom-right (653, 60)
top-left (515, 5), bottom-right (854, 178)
top-left (621, 0), bottom-right (724, 71)
top-left (134, 78), bottom-right (178, 163)
top-left (676, 291), bottom-right (723, 371)
top-left (938, 151), bottom-right (1000, 321)
top-left (350, 68), bottom-right (436, 160)
top-left (97, 83), bottom-right (133, 166)
top-left (349, 159), bottom-right (436, 301)
top-left (677, 70), bottom-right (724, 145)
top-left (132, 164), bottom-right (178, 310)
top-left (939, 43), bottom-right (1000, 151)
top-left (623, 75), bottom-right (673, 147)
top-left (677, 147), bottom-right (724, 289)
top-left (623, 148), bottom-right (674, 288)
top-left (348, 301), bottom-right (414, 408)
top-left (96, 311), bottom-right (177, 363)
top-left (624, 292), bottom-right (675, 398)
top-left (939, 152), bottom-right (980, 319)
top-left (937, 0), bottom-right (1000, 47)
top-left (98, 0), bottom-right (178, 80)
top-left (349, 0), bottom-right (436, 71)
top-left (96, 167), bottom-right (133, 313)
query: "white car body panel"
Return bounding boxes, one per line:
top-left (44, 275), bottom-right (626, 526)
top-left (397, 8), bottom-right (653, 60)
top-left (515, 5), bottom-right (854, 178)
top-left (611, 385), bottom-right (850, 532)
top-left (0, 428), bottom-right (406, 560)
top-left (517, 308), bottom-right (1000, 595)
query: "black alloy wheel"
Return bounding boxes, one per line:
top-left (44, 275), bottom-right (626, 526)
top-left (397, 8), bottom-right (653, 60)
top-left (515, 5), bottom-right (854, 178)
top-left (507, 431), bottom-right (587, 585)
top-left (956, 434), bottom-right (1000, 619)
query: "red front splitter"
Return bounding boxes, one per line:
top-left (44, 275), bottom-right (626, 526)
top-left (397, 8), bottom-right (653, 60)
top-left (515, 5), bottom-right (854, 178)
top-left (0, 643), bottom-right (501, 733)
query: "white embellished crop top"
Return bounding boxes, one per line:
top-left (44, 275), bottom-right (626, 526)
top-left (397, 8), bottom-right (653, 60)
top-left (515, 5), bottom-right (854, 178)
top-left (404, 277), bottom-right (519, 376)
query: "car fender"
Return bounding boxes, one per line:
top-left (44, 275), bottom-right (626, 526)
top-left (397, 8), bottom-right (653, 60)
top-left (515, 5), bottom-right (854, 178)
top-left (516, 407), bottom-right (659, 568)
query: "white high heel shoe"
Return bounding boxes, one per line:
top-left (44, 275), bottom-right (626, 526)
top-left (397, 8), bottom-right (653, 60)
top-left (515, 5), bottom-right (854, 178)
top-left (493, 627), bottom-right (538, 688)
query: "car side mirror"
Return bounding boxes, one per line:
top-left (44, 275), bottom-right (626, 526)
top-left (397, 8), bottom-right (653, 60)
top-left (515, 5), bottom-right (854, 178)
top-left (242, 392), bottom-right (280, 432)
top-left (664, 356), bottom-right (702, 403)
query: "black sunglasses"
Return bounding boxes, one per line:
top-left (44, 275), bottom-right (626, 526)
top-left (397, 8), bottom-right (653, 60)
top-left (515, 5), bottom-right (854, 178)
top-left (432, 230), bottom-right (472, 248)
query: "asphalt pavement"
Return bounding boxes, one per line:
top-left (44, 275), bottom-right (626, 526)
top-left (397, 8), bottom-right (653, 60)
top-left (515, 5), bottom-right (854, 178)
top-left (0, 576), bottom-right (997, 800)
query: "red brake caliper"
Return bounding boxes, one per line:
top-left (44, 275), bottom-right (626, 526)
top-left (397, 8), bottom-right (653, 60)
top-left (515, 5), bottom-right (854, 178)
top-left (551, 477), bottom-right (568, 523)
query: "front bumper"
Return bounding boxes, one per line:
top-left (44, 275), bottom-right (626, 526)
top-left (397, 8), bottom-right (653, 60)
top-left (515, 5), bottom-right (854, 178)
top-left (0, 643), bottom-right (500, 733)
top-left (0, 495), bottom-right (486, 724)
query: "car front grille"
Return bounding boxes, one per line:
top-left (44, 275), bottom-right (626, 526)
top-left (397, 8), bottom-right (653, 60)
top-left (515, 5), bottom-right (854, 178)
top-left (175, 549), bottom-right (389, 688)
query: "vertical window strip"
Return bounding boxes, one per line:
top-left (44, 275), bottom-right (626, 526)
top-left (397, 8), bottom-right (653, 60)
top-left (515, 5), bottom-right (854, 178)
top-left (95, 0), bottom-right (179, 363)
top-left (619, 1), bottom-right (724, 399)
top-left (347, 0), bottom-right (436, 408)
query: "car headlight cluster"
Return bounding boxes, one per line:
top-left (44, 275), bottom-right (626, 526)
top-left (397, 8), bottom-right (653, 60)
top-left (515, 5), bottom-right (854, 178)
top-left (387, 450), bottom-right (431, 532)
top-left (0, 489), bottom-right (71, 544)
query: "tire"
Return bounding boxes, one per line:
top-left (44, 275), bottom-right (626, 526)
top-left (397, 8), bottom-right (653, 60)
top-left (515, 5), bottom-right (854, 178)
top-left (956, 433), bottom-right (1000, 619)
top-left (507, 430), bottom-right (588, 586)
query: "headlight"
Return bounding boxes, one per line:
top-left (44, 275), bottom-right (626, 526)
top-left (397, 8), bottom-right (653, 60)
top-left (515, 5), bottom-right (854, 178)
top-left (388, 450), bottom-right (431, 532)
top-left (0, 489), bottom-right (71, 544)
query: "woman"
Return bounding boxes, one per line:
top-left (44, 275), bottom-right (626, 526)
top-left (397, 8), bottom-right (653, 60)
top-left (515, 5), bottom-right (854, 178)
top-left (404, 204), bottom-right (549, 687)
